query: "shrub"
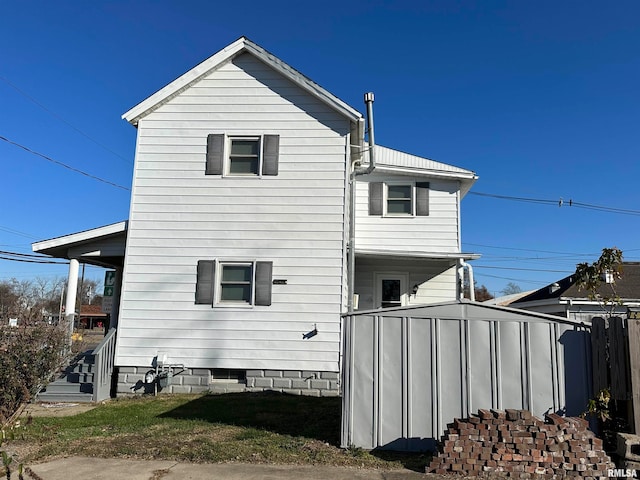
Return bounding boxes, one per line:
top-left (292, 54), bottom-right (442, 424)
top-left (0, 325), bottom-right (66, 423)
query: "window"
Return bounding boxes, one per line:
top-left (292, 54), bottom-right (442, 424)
top-left (206, 134), bottom-right (280, 176)
top-left (381, 279), bottom-right (402, 308)
top-left (219, 263), bottom-right (252, 303)
top-left (374, 273), bottom-right (409, 309)
top-left (368, 181), bottom-right (430, 217)
top-left (195, 260), bottom-right (273, 306)
top-left (386, 184), bottom-right (412, 215)
top-left (211, 369), bottom-right (246, 383)
top-left (228, 138), bottom-right (260, 175)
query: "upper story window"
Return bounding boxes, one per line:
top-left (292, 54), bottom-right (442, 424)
top-left (368, 181), bottom-right (430, 217)
top-left (229, 138), bottom-right (260, 175)
top-left (386, 184), bottom-right (413, 215)
top-left (206, 134), bottom-right (279, 177)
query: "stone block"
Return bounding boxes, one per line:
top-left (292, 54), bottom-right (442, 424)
top-left (320, 389), bottom-right (339, 397)
top-left (182, 376), bottom-right (204, 386)
top-left (310, 379), bottom-right (329, 390)
top-left (264, 370), bottom-right (283, 378)
top-left (282, 389), bottom-right (302, 395)
top-left (253, 377), bottom-right (273, 388)
top-left (291, 379), bottom-right (311, 389)
top-left (169, 385), bottom-right (192, 394)
top-left (617, 432), bottom-right (640, 462)
top-left (273, 378), bottom-right (292, 389)
top-left (320, 371), bottom-right (339, 380)
top-left (190, 385), bottom-right (211, 394)
top-left (246, 370), bottom-right (264, 377)
top-left (300, 389), bottom-right (321, 397)
top-left (283, 371), bottom-right (302, 378)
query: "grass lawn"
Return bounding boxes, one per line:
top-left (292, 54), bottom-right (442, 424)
top-left (6, 392), bottom-right (430, 472)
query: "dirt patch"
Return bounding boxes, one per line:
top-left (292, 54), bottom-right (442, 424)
top-left (21, 403), bottom-right (97, 418)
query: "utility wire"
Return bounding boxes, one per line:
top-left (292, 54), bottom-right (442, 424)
top-left (0, 249), bottom-right (59, 259)
top-left (469, 191), bottom-right (640, 216)
top-left (0, 135), bottom-right (130, 191)
top-left (0, 75), bottom-right (132, 165)
top-left (0, 224), bottom-right (37, 239)
top-left (472, 265), bottom-right (572, 273)
top-left (0, 255), bottom-right (68, 264)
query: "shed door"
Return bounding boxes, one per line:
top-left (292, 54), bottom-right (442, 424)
top-left (374, 273), bottom-right (409, 309)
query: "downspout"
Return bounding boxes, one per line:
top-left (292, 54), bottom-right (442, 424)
top-left (347, 93), bottom-right (376, 312)
top-left (459, 259), bottom-right (475, 301)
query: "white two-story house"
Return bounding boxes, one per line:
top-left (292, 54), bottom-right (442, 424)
top-left (33, 37), bottom-right (478, 396)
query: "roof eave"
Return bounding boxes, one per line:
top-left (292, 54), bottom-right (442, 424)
top-left (32, 221), bottom-right (128, 255)
top-left (365, 164), bottom-right (478, 196)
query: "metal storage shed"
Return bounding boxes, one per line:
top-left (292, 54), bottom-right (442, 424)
top-left (340, 301), bottom-right (592, 452)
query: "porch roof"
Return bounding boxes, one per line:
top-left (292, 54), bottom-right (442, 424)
top-left (355, 248), bottom-right (480, 261)
top-left (32, 221), bottom-right (127, 269)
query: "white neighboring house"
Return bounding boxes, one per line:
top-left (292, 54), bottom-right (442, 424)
top-left (32, 37), bottom-right (478, 396)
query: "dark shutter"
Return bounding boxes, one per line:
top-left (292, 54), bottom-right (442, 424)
top-left (416, 182), bottom-right (430, 216)
top-left (369, 182), bottom-right (383, 216)
top-left (195, 260), bottom-right (215, 304)
top-left (254, 261), bottom-right (273, 306)
top-left (206, 134), bottom-right (224, 175)
top-left (262, 135), bottom-right (279, 176)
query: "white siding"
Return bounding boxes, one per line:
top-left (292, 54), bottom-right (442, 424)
top-left (354, 257), bottom-right (458, 310)
top-left (354, 173), bottom-right (460, 254)
top-left (117, 53), bottom-right (349, 372)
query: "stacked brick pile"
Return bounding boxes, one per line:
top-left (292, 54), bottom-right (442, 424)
top-left (428, 409), bottom-right (613, 478)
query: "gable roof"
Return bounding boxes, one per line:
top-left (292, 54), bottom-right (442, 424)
top-left (512, 262), bottom-right (640, 304)
top-left (122, 36), bottom-right (363, 127)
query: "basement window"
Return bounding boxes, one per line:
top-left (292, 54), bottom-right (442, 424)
top-left (211, 369), bottom-right (246, 383)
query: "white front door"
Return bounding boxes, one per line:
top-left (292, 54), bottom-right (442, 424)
top-left (374, 273), bottom-right (409, 309)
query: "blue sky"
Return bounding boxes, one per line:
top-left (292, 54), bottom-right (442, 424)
top-left (1, 1), bottom-right (639, 296)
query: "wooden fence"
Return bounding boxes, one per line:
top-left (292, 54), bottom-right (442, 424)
top-left (591, 316), bottom-right (640, 433)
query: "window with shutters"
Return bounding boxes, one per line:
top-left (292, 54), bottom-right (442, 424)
top-left (228, 138), bottom-right (260, 175)
top-left (195, 260), bottom-right (273, 307)
top-left (368, 181), bottom-right (430, 217)
top-left (386, 184), bottom-right (412, 215)
top-left (206, 134), bottom-right (279, 177)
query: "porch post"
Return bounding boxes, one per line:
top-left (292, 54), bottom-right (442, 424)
top-left (109, 267), bottom-right (123, 329)
top-left (65, 258), bottom-right (79, 344)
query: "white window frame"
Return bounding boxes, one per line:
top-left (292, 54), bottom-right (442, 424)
top-left (225, 136), bottom-right (263, 177)
top-left (384, 182), bottom-right (415, 217)
top-left (216, 261), bottom-right (255, 307)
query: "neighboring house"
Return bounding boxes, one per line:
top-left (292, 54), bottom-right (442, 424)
top-left (46, 304), bottom-right (108, 330)
top-left (511, 262), bottom-right (640, 323)
top-left (32, 37), bottom-right (478, 396)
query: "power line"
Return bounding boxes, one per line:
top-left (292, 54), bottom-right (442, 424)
top-left (472, 265), bottom-right (572, 274)
top-left (0, 224), bottom-right (38, 239)
top-left (0, 255), bottom-right (68, 264)
top-left (0, 135), bottom-right (130, 191)
top-left (0, 75), bottom-right (132, 165)
top-left (469, 191), bottom-right (640, 216)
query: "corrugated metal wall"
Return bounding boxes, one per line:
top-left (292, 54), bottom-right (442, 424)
top-left (341, 302), bottom-right (592, 451)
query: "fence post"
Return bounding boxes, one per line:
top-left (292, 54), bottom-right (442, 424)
top-left (627, 318), bottom-right (640, 434)
top-left (609, 317), bottom-right (629, 400)
top-left (591, 317), bottom-right (607, 394)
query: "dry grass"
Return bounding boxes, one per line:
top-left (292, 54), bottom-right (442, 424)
top-left (6, 392), bottom-right (431, 472)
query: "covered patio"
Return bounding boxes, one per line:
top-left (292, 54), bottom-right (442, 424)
top-left (32, 221), bottom-right (128, 331)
